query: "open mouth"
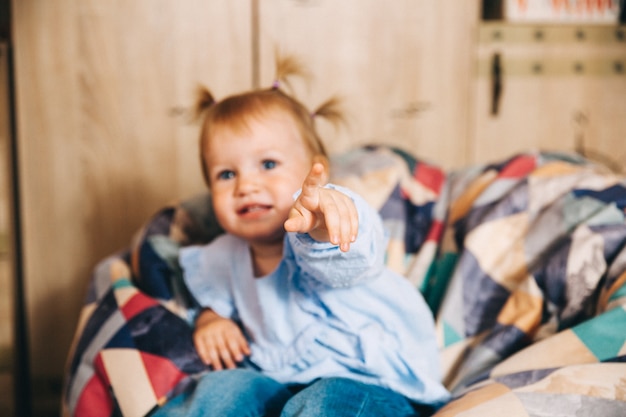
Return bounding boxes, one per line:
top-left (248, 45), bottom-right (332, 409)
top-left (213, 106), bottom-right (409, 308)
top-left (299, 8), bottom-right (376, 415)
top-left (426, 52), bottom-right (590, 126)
top-left (238, 204), bottom-right (272, 215)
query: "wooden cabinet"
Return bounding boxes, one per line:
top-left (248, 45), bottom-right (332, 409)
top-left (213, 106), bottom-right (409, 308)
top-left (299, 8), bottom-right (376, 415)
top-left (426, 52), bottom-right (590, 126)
top-left (472, 23), bottom-right (626, 170)
top-left (257, 0), bottom-right (480, 169)
top-left (11, 0), bottom-right (253, 412)
top-left (0, 41), bottom-right (16, 417)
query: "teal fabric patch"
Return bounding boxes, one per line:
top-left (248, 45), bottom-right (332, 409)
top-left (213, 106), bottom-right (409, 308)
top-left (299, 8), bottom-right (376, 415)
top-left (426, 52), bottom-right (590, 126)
top-left (572, 306), bottom-right (626, 360)
top-left (422, 252), bottom-right (458, 314)
top-left (443, 321), bottom-right (463, 347)
top-left (562, 194), bottom-right (607, 230)
top-left (112, 278), bottom-right (133, 290)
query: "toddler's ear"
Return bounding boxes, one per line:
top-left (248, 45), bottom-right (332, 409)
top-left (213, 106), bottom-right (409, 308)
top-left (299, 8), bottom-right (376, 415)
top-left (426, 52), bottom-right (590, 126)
top-left (312, 155), bottom-right (330, 183)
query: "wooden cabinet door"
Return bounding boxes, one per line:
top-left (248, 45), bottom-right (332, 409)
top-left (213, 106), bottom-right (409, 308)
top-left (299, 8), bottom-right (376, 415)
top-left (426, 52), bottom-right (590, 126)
top-left (0, 41), bottom-right (16, 417)
top-left (472, 24), bottom-right (626, 171)
top-left (12, 0), bottom-right (252, 406)
top-left (257, 0), bottom-right (480, 169)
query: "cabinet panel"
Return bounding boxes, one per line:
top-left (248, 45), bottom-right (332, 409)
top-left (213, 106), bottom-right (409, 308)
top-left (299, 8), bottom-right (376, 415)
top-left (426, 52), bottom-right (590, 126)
top-left (12, 0), bottom-right (252, 404)
top-left (472, 24), bottom-right (626, 171)
top-left (0, 41), bottom-right (15, 417)
top-left (258, 0), bottom-right (480, 169)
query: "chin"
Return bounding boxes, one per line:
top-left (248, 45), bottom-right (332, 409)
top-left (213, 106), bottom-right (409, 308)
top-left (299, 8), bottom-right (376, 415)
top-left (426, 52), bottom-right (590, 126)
top-left (232, 223), bottom-right (280, 238)
top-left (248, 230), bottom-right (286, 245)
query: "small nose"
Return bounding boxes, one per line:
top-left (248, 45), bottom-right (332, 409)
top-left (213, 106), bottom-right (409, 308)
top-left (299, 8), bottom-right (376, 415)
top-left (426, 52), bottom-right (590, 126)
top-left (235, 171), bottom-right (259, 195)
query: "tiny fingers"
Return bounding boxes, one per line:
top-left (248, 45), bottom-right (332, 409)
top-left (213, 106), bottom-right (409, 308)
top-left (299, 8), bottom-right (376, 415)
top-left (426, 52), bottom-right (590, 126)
top-left (342, 198), bottom-right (359, 251)
top-left (194, 327), bottom-right (250, 370)
top-left (204, 341), bottom-right (237, 370)
top-left (322, 191), bottom-right (359, 252)
top-left (302, 163), bottom-right (327, 193)
top-left (226, 333), bottom-right (251, 363)
top-left (217, 346), bottom-right (237, 370)
top-left (284, 211), bottom-right (305, 233)
top-left (205, 345), bottom-right (224, 370)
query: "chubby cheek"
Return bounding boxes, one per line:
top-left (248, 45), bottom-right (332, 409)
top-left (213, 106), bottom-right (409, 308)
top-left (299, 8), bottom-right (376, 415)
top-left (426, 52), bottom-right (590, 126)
top-left (275, 180), bottom-right (302, 210)
top-left (211, 193), bottom-right (232, 229)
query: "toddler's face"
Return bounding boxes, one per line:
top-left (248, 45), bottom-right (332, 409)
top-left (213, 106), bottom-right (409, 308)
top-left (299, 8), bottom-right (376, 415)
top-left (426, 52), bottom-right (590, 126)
top-left (204, 113), bottom-right (314, 245)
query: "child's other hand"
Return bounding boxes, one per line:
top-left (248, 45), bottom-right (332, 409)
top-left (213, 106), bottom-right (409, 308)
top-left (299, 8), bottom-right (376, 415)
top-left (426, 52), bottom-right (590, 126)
top-left (193, 309), bottom-right (250, 370)
top-left (284, 162), bottom-right (358, 252)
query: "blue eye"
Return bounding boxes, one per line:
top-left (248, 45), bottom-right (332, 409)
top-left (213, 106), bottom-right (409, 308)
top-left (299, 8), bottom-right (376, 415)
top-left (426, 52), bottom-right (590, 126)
top-left (262, 160), bottom-right (277, 170)
top-left (217, 170), bottom-right (235, 180)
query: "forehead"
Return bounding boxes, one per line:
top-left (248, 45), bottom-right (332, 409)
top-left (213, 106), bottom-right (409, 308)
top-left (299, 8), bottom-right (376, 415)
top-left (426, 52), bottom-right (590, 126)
top-left (208, 111), bottom-right (304, 150)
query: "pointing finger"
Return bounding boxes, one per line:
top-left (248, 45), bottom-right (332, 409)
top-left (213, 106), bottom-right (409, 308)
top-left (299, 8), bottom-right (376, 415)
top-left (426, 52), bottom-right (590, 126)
top-left (301, 163), bottom-right (326, 195)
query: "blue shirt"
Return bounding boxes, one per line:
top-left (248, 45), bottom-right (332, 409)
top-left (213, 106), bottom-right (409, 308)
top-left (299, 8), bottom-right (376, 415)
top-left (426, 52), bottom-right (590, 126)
top-left (180, 185), bottom-right (450, 406)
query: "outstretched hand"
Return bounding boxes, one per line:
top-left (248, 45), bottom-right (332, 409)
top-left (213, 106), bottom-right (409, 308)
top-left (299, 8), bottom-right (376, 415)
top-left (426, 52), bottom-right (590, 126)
top-left (284, 162), bottom-right (358, 252)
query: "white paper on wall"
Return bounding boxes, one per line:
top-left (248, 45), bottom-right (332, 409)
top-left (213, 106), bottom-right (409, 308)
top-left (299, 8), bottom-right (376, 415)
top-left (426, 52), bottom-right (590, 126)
top-left (504, 0), bottom-right (621, 23)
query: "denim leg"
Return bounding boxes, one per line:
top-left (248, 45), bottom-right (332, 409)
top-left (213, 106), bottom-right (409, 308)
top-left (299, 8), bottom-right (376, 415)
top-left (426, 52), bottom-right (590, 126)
top-left (280, 377), bottom-right (427, 417)
top-left (152, 369), bottom-right (292, 417)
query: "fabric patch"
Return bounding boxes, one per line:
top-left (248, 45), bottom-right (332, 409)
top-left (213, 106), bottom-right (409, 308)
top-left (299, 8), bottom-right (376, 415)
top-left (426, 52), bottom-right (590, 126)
top-left (515, 392), bottom-right (626, 416)
top-left (572, 307), bottom-right (626, 360)
top-left (101, 348), bottom-right (158, 417)
top-left (498, 155), bottom-right (536, 179)
top-left (458, 251), bottom-right (511, 336)
top-left (414, 161), bottom-right (445, 194)
top-left (465, 212), bottom-right (530, 291)
top-left (405, 200), bottom-right (435, 253)
top-left (574, 184), bottom-right (626, 211)
top-left (435, 383), bottom-right (522, 416)
top-left (483, 324), bottom-right (530, 359)
top-left (490, 329), bottom-right (597, 378)
top-left (120, 291), bottom-right (159, 320)
top-left (493, 368), bottom-right (557, 390)
top-left (449, 170), bottom-right (498, 224)
top-left (69, 290), bottom-right (120, 374)
top-left (496, 283), bottom-right (543, 333)
top-left (442, 321), bottom-right (463, 347)
top-left (73, 373), bottom-right (114, 417)
top-left (135, 240), bottom-right (175, 299)
top-left (141, 352), bottom-right (187, 400)
top-left (125, 307), bottom-right (205, 374)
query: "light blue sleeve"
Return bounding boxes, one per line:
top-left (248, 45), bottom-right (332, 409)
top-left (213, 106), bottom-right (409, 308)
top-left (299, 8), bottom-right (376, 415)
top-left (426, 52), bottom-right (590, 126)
top-left (287, 184), bottom-right (387, 288)
top-left (179, 238), bottom-right (236, 321)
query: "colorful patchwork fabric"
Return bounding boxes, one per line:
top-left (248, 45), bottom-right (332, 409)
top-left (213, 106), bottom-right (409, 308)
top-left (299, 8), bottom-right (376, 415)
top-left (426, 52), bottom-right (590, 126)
top-left (62, 146), bottom-right (626, 416)
top-left (425, 151), bottom-right (626, 415)
top-left (62, 197), bottom-right (220, 417)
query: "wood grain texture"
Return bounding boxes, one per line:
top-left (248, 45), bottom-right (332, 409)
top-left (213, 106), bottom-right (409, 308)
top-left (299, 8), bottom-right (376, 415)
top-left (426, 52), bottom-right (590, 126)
top-left (0, 41), bottom-right (15, 364)
top-left (257, 0), bottom-right (480, 169)
top-left (473, 24), bottom-right (626, 170)
top-left (12, 0), bottom-right (252, 381)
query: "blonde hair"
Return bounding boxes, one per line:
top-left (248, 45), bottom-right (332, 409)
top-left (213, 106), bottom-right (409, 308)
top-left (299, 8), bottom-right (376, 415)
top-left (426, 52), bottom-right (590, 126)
top-left (194, 55), bottom-right (343, 187)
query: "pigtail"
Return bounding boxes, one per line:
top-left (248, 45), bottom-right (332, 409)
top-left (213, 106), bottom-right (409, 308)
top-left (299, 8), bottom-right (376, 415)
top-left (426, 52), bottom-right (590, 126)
top-left (312, 96), bottom-right (346, 129)
top-left (193, 85), bottom-right (217, 121)
top-left (273, 54), bottom-right (310, 92)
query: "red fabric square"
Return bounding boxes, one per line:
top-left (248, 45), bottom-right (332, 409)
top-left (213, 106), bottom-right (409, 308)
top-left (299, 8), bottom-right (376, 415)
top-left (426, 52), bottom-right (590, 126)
top-left (426, 220), bottom-right (444, 242)
top-left (499, 155), bottom-right (536, 178)
top-left (74, 374), bottom-right (114, 417)
top-left (141, 352), bottom-right (188, 399)
top-left (414, 163), bottom-right (445, 194)
top-left (120, 292), bottom-right (159, 320)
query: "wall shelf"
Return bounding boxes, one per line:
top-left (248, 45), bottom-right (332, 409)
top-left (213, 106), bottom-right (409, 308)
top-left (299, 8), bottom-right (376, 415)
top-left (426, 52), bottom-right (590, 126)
top-left (477, 55), bottom-right (626, 77)
top-left (479, 23), bottom-right (626, 44)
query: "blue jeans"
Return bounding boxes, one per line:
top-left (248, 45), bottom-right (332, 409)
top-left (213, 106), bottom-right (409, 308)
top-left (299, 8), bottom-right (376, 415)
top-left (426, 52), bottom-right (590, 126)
top-left (152, 369), bottom-right (432, 417)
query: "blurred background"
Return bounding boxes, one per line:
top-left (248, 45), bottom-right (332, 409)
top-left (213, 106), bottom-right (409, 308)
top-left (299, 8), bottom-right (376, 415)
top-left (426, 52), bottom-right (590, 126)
top-left (0, 1), bottom-right (625, 415)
